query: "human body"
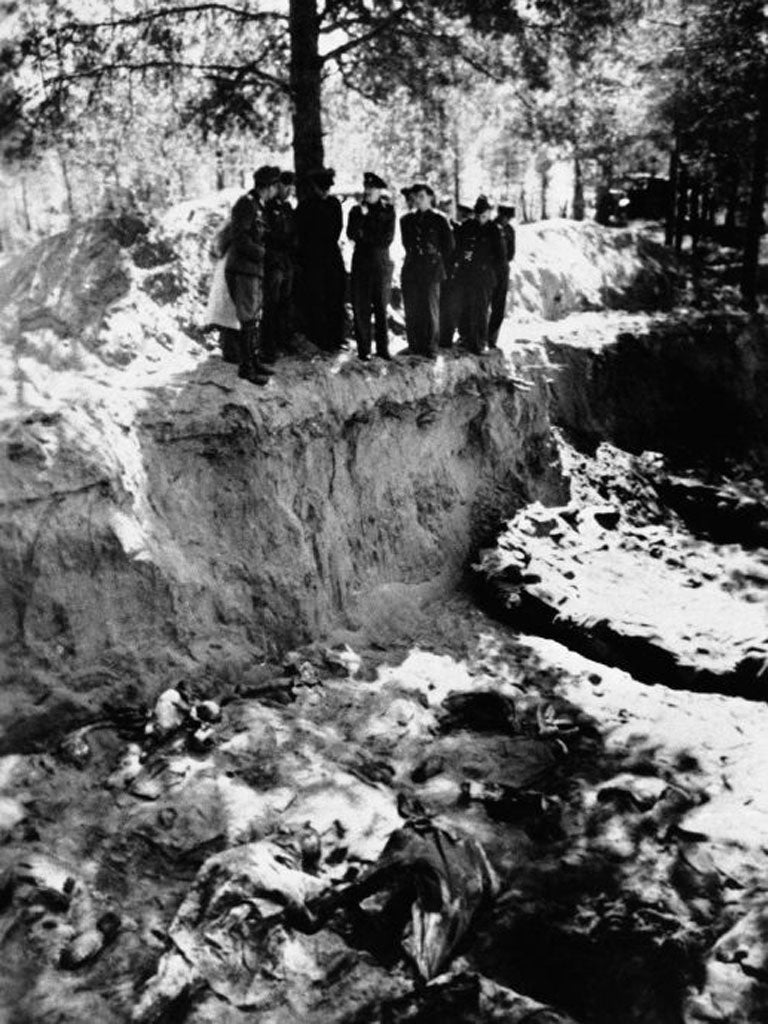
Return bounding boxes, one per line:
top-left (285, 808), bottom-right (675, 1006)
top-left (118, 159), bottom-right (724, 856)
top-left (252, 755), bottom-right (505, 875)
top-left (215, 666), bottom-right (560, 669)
top-left (296, 168), bottom-right (346, 352)
top-left (347, 172), bottom-right (395, 360)
top-left (399, 184), bottom-right (455, 358)
top-left (449, 197), bottom-right (506, 354)
top-left (263, 170), bottom-right (298, 362)
top-left (488, 205), bottom-right (516, 348)
top-left (225, 165), bottom-right (280, 384)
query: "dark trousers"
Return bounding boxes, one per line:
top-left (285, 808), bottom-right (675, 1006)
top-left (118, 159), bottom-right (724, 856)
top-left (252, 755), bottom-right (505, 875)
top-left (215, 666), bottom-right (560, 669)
top-left (351, 251), bottom-right (391, 357)
top-left (402, 262), bottom-right (441, 357)
top-left (456, 269), bottom-right (495, 353)
top-left (439, 275), bottom-right (458, 348)
top-left (224, 270), bottom-right (264, 375)
top-left (262, 259), bottom-right (294, 359)
top-left (488, 271), bottom-right (509, 347)
top-left (354, 250), bottom-right (393, 356)
top-left (225, 270), bottom-right (263, 325)
top-left (301, 250), bottom-right (346, 351)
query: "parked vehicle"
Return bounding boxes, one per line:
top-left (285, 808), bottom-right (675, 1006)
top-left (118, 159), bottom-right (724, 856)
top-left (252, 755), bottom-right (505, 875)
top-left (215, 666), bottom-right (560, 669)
top-left (595, 185), bottom-right (630, 226)
top-left (624, 174), bottom-right (671, 220)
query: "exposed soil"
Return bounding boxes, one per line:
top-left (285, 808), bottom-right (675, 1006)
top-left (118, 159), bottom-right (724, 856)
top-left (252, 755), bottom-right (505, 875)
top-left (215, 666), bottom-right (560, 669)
top-left (2, 213), bottom-right (767, 1022)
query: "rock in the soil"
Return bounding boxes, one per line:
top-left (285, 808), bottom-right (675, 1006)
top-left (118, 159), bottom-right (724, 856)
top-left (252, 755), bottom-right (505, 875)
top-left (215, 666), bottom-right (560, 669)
top-left (685, 902), bottom-right (768, 1022)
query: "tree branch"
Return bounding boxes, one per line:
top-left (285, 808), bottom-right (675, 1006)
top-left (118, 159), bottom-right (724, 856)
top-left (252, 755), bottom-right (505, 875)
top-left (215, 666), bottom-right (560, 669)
top-left (71, 4), bottom-right (288, 31)
top-left (43, 60), bottom-right (288, 92)
top-left (321, 8), bottom-right (408, 62)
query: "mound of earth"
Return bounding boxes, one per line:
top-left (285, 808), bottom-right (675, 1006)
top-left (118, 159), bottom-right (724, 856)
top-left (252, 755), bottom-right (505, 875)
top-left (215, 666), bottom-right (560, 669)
top-left (507, 220), bottom-right (678, 319)
top-left (475, 442), bottom-right (768, 698)
top-left (0, 200), bottom-right (678, 374)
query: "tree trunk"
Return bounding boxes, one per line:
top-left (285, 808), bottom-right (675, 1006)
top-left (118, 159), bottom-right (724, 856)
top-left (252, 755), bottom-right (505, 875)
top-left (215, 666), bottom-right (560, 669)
top-left (741, 76), bottom-right (768, 311)
top-left (520, 187), bottom-right (529, 223)
top-left (19, 176), bottom-right (32, 233)
top-left (453, 143), bottom-right (461, 213)
top-left (674, 163), bottom-right (688, 254)
top-left (690, 178), bottom-right (701, 256)
top-left (540, 170), bottom-right (549, 220)
top-left (58, 148), bottom-right (76, 221)
top-left (572, 154), bottom-right (585, 220)
top-left (725, 172), bottom-right (739, 230)
top-left (665, 135), bottom-right (680, 246)
top-left (289, 0), bottom-right (324, 180)
top-left (701, 186), bottom-right (714, 233)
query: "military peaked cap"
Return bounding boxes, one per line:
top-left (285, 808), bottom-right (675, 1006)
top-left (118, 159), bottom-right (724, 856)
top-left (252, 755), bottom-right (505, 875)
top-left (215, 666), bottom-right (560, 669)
top-left (307, 167), bottom-right (336, 190)
top-left (497, 204), bottom-right (516, 218)
top-left (279, 170), bottom-right (296, 185)
top-left (363, 171), bottom-right (387, 190)
top-left (457, 204), bottom-right (473, 218)
top-left (411, 182), bottom-right (435, 198)
top-left (253, 165), bottom-right (280, 188)
top-left (474, 195), bottom-right (494, 214)
top-left (400, 186), bottom-right (414, 197)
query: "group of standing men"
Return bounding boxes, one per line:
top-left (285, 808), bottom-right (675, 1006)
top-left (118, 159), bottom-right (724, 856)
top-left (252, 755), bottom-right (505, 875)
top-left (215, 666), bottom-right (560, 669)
top-left (400, 184), bottom-right (516, 359)
top-left (212, 164), bottom-right (516, 386)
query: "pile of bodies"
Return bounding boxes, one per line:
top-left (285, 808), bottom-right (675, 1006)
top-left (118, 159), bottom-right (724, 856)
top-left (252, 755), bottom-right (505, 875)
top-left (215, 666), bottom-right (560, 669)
top-left (206, 165), bottom-right (516, 386)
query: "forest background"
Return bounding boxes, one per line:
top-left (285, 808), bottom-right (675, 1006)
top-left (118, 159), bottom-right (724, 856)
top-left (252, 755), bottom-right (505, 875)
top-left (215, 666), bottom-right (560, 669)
top-left (0, 0), bottom-right (766, 303)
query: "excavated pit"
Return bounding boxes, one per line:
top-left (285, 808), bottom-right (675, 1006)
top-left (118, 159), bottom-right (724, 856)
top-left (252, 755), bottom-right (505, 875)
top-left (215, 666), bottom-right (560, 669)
top-left (474, 313), bottom-right (768, 704)
top-left (2, 211), bottom-right (768, 1023)
top-left (543, 311), bottom-right (768, 468)
top-left (0, 348), bottom-right (565, 751)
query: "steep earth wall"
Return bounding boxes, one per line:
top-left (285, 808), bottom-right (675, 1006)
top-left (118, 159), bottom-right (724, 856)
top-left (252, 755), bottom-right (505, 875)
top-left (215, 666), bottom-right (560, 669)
top-left (6, 355), bottom-right (564, 656)
top-left (0, 211), bottom-right (677, 744)
top-left (543, 311), bottom-right (768, 463)
top-left (0, 350), bottom-right (565, 744)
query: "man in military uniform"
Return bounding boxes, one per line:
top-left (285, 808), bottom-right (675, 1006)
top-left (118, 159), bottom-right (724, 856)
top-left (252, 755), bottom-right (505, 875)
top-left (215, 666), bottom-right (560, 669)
top-left (437, 196), bottom-right (454, 220)
top-left (450, 196), bottom-right (506, 354)
top-left (296, 167), bottom-right (346, 352)
top-left (347, 171), bottom-right (395, 361)
top-left (439, 202), bottom-right (476, 348)
top-left (438, 198), bottom-right (461, 349)
top-left (263, 169), bottom-right (298, 363)
top-left (225, 164), bottom-right (280, 385)
top-left (400, 183), bottom-right (455, 359)
top-left (488, 204), bottom-right (516, 348)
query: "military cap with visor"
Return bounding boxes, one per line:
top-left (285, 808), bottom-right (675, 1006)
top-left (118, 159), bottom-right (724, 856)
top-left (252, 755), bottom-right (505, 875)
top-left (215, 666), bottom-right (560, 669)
top-left (307, 167), bottom-right (336, 190)
top-left (253, 164), bottom-right (281, 188)
top-left (363, 171), bottom-right (388, 190)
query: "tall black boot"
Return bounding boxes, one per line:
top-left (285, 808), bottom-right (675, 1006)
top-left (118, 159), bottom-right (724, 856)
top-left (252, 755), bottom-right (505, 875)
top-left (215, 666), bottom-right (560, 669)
top-left (220, 327), bottom-right (240, 364)
top-left (250, 322), bottom-right (276, 376)
top-left (238, 322), bottom-right (270, 386)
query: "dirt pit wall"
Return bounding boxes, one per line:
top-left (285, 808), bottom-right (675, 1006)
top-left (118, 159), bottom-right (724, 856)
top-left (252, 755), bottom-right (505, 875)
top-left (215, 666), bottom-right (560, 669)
top-left (0, 211), bottom-right (679, 747)
top-left (0, 350), bottom-right (565, 749)
top-left (544, 311), bottom-right (768, 465)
